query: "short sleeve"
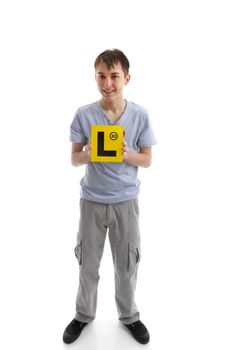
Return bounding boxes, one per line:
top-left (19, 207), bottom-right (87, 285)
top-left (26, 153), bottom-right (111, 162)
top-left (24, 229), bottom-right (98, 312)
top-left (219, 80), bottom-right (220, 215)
top-left (137, 113), bottom-right (157, 147)
top-left (70, 110), bottom-right (88, 144)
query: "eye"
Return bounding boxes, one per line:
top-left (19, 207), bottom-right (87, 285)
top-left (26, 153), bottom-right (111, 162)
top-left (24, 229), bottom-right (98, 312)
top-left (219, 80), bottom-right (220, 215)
top-left (111, 75), bottom-right (119, 79)
top-left (97, 74), bottom-right (105, 80)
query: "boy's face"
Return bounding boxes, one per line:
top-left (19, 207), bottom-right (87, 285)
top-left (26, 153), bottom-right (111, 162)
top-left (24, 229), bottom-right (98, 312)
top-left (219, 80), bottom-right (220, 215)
top-left (95, 62), bottom-right (130, 102)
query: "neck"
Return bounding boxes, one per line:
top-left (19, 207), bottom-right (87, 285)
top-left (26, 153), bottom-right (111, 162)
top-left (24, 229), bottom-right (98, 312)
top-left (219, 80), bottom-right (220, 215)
top-left (100, 97), bottom-right (126, 113)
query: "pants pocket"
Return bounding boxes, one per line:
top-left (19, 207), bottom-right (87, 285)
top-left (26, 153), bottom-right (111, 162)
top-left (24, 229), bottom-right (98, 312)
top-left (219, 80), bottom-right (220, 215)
top-left (74, 240), bottom-right (82, 266)
top-left (128, 242), bottom-right (141, 272)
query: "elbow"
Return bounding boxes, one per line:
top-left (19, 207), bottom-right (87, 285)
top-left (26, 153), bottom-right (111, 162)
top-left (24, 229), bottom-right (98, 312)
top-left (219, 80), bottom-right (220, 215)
top-left (71, 155), bottom-right (79, 167)
top-left (143, 161), bottom-right (151, 168)
top-left (147, 158), bottom-right (152, 167)
top-left (143, 155), bottom-right (152, 168)
top-left (71, 160), bottom-right (80, 167)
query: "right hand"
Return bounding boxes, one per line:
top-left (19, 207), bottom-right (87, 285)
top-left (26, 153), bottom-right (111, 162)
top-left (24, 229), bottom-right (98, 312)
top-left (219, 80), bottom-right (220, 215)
top-left (85, 139), bottom-right (91, 157)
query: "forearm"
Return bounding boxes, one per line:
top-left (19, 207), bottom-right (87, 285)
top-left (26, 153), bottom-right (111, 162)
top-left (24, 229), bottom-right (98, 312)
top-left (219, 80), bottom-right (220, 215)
top-left (71, 142), bottom-right (151, 168)
top-left (123, 150), bottom-right (151, 168)
top-left (71, 150), bottom-right (90, 167)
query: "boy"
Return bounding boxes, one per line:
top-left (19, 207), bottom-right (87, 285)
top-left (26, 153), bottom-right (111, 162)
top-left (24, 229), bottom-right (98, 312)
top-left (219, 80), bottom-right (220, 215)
top-left (63, 49), bottom-right (156, 345)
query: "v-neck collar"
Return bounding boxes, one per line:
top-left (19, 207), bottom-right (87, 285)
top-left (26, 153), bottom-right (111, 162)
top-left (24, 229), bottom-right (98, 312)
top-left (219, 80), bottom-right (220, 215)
top-left (97, 100), bottom-right (128, 125)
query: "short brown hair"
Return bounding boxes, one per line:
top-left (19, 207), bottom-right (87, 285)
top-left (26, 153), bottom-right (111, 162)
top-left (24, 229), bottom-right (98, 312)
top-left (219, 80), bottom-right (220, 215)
top-left (94, 49), bottom-right (130, 77)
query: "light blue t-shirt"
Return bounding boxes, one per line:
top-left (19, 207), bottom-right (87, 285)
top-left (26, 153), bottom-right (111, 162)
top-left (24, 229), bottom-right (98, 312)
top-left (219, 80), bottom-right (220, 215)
top-left (70, 100), bottom-right (157, 203)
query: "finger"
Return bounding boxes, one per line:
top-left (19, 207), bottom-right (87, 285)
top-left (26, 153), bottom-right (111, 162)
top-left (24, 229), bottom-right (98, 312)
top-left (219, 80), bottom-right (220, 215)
top-left (88, 139), bottom-right (91, 151)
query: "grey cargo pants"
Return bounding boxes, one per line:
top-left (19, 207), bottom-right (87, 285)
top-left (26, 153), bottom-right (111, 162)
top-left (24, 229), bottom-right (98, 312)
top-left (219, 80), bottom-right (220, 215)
top-left (74, 197), bottom-right (141, 325)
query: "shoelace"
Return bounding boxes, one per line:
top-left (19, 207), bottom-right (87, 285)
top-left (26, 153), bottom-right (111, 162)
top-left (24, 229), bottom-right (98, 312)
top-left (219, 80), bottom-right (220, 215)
top-left (130, 321), bottom-right (143, 328)
top-left (72, 320), bottom-right (81, 326)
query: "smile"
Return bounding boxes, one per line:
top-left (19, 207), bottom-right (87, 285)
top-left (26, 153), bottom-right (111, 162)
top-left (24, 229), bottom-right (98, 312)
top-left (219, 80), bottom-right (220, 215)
top-left (103, 89), bottom-right (115, 94)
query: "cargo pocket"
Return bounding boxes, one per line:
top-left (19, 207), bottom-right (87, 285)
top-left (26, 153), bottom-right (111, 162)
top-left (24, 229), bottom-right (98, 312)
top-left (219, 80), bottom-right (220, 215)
top-left (74, 240), bottom-right (82, 266)
top-left (128, 242), bottom-right (141, 273)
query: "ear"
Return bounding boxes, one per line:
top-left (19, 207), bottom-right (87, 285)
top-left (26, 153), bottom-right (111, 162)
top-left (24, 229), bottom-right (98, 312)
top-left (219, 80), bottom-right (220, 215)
top-left (124, 74), bottom-right (131, 85)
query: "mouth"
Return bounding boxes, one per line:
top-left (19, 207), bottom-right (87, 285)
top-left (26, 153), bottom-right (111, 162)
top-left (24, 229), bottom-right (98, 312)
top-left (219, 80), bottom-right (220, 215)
top-left (103, 89), bottom-right (115, 96)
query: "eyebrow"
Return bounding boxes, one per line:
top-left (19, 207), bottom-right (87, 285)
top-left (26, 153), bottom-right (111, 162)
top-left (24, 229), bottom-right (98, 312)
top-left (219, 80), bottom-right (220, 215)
top-left (97, 72), bottom-right (120, 75)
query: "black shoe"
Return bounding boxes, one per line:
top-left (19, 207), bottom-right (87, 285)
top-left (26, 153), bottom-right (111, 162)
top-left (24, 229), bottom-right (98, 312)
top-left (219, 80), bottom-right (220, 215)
top-left (124, 320), bottom-right (150, 344)
top-left (63, 319), bottom-right (88, 344)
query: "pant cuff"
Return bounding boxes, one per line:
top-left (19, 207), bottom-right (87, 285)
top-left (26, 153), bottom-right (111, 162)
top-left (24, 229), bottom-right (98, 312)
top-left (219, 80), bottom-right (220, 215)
top-left (120, 312), bottom-right (140, 325)
top-left (75, 312), bottom-right (95, 323)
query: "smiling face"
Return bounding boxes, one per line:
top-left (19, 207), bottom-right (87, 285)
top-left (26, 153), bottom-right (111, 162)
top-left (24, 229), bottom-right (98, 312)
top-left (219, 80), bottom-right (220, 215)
top-left (95, 62), bottom-right (130, 102)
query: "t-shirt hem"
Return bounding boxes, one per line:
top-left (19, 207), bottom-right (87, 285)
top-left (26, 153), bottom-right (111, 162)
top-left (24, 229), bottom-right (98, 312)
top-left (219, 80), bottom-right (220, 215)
top-left (80, 193), bottom-right (139, 204)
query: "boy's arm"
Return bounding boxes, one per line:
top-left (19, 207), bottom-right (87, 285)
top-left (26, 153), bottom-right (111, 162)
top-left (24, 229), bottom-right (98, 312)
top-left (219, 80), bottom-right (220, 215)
top-left (123, 143), bottom-right (152, 168)
top-left (71, 141), bottom-right (152, 167)
top-left (71, 142), bottom-right (90, 167)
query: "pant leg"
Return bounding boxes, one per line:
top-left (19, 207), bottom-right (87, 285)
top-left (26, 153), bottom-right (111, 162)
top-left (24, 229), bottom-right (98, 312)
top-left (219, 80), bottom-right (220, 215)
top-left (108, 198), bottom-right (141, 324)
top-left (75, 198), bottom-right (108, 323)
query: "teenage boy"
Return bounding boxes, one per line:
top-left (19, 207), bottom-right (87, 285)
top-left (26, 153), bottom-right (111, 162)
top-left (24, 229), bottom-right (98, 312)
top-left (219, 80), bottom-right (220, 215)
top-left (63, 49), bottom-right (156, 345)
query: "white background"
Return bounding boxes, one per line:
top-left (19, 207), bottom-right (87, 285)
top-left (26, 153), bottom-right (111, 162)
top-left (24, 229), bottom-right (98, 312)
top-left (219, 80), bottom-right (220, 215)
top-left (0, 1), bottom-right (225, 349)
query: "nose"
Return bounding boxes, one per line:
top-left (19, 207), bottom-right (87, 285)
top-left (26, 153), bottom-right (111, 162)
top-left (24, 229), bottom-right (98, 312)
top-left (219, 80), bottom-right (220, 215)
top-left (104, 77), bottom-right (112, 89)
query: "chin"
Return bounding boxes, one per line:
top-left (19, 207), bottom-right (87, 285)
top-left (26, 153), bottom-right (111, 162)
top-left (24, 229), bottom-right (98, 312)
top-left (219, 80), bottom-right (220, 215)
top-left (102, 95), bottom-right (115, 101)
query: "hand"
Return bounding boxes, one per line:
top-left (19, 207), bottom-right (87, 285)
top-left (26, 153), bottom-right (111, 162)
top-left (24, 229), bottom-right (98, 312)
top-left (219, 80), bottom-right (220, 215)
top-left (123, 140), bottom-right (129, 159)
top-left (122, 131), bottom-right (131, 162)
top-left (85, 139), bottom-right (91, 156)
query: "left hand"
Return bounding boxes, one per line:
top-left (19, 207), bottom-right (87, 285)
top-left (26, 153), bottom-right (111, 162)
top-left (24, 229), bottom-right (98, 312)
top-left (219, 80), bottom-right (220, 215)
top-left (122, 130), bottom-right (131, 161)
top-left (122, 139), bottom-right (133, 162)
top-left (123, 140), bottom-right (128, 157)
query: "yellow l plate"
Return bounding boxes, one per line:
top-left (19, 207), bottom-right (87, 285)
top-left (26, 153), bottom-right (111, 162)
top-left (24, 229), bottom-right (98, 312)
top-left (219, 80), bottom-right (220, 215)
top-left (91, 125), bottom-right (124, 162)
